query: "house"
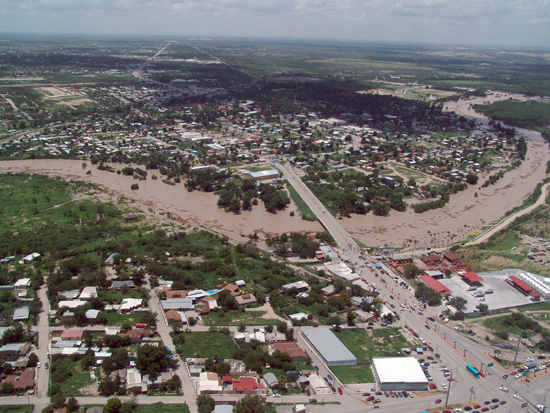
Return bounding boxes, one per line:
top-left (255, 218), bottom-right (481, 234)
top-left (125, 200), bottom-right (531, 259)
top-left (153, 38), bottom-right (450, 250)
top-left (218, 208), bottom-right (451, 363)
top-left (13, 307), bottom-right (30, 322)
top-left (104, 253), bottom-right (119, 265)
top-left (86, 309), bottom-right (100, 321)
top-left (281, 281), bottom-right (309, 292)
top-left (79, 286), bottom-right (98, 300)
top-left (0, 342), bottom-right (31, 361)
top-left (118, 328), bottom-right (153, 344)
top-left (232, 376), bottom-right (267, 394)
top-left (235, 293), bottom-right (257, 306)
top-left (60, 289), bottom-right (80, 300)
top-left (263, 372), bottom-right (278, 389)
top-left (321, 285), bottom-right (337, 297)
top-left (112, 280), bottom-right (135, 290)
top-left (224, 283), bottom-right (240, 294)
top-left (3, 369), bottom-right (35, 392)
top-left (198, 371), bottom-right (223, 393)
top-left (160, 298), bottom-right (194, 311)
top-left (120, 298), bottom-right (143, 313)
top-left (61, 329), bottom-right (84, 340)
top-left (272, 342), bottom-right (307, 361)
top-left (165, 309), bottom-right (182, 324)
top-left (14, 278), bottom-right (31, 289)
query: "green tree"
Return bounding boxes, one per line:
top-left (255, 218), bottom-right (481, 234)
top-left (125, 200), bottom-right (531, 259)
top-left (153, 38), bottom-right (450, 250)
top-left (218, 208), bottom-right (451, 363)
top-left (346, 310), bottom-right (355, 325)
top-left (67, 396), bottom-right (79, 412)
top-left (103, 397), bottom-right (122, 413)
top-left (234, 394), bottom-right (266, 413)
top-left (136, 344), bottom-right (173, 383)
top-left (51, 393), bottom-right (66, 409)
top-left (448, 296), bottom-right (467, 311)
top-left (197, 394), bottom-right (215, 413)
top-left (476, 303), bottom-right (489, 313)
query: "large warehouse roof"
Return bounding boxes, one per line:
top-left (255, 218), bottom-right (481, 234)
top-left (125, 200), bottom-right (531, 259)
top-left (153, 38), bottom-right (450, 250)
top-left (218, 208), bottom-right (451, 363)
top-left (302, 328), bottom-right (357, 366)
top-left (373, 357), bottom-right (428, 384)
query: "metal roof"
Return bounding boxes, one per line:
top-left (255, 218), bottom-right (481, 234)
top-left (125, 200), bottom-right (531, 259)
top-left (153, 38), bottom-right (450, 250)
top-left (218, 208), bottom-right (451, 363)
top-left (373, 357), bottom-right (429, 384)
top-left (302, 328), bottom-right (357, 365)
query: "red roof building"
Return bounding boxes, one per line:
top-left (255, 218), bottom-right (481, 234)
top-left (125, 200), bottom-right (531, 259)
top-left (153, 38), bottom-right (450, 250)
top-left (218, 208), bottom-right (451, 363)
top-left (461, 272), bottom-right (484, 284)
top-left (420, 254), bottom-right (442, 264)
top-left (232, 377), bottom-right (266, 393)
top-left (443, 251), bottom-right (461, 263)
top-left (508, 276), bottom-right (533, 294)
top-left (61, 329), bottom-right (84, 340)
top-left (419, 275), bottom-right (452, 295)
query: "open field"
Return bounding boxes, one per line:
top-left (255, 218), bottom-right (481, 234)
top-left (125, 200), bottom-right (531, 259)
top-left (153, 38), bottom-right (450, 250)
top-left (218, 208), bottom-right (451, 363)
top-left (172, 331), bottom-right (239, 359)
top-left (330, 328), bottom-right (411, 384)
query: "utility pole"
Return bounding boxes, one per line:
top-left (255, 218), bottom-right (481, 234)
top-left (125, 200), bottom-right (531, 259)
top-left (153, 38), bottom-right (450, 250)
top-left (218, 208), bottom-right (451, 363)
top-left (445, 371), bottom-right (453, 407)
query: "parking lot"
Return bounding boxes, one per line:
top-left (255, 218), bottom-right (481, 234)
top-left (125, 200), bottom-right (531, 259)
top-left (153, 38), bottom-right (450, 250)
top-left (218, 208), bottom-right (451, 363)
top-left (439, 269), bottom-right (534, 313)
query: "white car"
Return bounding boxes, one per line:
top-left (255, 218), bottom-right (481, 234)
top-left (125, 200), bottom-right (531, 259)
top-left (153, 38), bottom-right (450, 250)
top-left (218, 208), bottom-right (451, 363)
top-left (516, 373), bottom-right (522, 379)
top-left (441, 383), bottom-right (447, 389)
top-left (514, 394), bottom-right (522, 400)
top-left (36, 362), bottom-right (41, 368)
top-left (273, 393), bottom-right (281, 398)
top-left (500, 385), bottom-right (508, 392)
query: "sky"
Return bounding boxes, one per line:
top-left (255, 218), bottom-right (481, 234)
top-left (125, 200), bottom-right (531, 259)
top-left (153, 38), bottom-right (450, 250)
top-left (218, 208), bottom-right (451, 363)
top-left (0, 0), bottom-right (549, 48)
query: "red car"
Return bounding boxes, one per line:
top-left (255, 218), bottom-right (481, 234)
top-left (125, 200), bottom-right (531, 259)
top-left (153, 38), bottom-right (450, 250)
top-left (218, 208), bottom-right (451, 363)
top-left (481, 408), bottom-right (489, 412)
top-left (435, 399), bottom-right (442, 404)
top-left (338, 388), bottom-right (343, 395)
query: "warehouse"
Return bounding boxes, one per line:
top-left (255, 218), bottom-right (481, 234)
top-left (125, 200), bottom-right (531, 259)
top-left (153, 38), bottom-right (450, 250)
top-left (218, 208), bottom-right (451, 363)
top-left (244, 169), bottom-right (279, 181)
top-left (301, 328), bottom-right (357, 366)
top-left (372, 357), bottom-right (428, 391)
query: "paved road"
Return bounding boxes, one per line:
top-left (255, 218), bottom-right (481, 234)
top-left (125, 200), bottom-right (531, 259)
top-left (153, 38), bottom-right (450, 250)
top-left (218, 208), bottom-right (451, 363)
top-left (144, 275), bottom-right (198, 412)
top-left (281, 162), bottom-right (361, 255)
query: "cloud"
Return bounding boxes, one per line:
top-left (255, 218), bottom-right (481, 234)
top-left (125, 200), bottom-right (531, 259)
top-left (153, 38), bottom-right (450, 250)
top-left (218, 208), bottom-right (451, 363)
top-left (0, 0), bottom-right (548, 47)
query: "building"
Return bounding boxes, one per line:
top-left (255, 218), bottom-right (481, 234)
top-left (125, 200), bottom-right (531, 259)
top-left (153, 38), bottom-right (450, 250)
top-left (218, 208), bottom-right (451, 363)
top-left (120, 298), bottom-right (143, 313)
top-left (372, 357), bottom-right (428, 391)
top-left (3, 369), bottom-right (35, 392)
top-left (79, 286), bottom-right (98, 300)
top-left (13, 307), bottom-right (30, 322)
top-left (443, 251), bottom-right (461, 263)
top-left (460, 272), bottom-right (484, 285)
top-left (301, 328), bottom-right (357, 366)
top-left (244, 169), bottom-right (279, 181)
top-left (309, 373), bottom-right (331, 394)
top-left (324, 262), bottom-right (360, 283)
top-left (235, 293), bottom-right (257, 306)
top-left (112, 280), bottom-right (135, 290)
top-left (61, 329), bottom-right (84, 340)
top-left (0, 342), bottom-right (31, 361)
top-left (272, 342), bottom-right (307, 361)
top-left (419, 275), bottom-right (452, 296)
top-left (14, 278), bottom-right (31, 289)
top-left (420, 255), bottom-right (441, 265)
top-left (282, 281), bottom-right (309, 292)
top-left (160, 298), bottom-right (194, 311)
top-left (263, 372), bottom-right (278, 389)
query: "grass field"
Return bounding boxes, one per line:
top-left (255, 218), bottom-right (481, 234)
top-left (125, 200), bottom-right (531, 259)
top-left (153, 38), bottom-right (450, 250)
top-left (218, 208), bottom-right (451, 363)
top-left (0, 407), bottom-right (34, 413)
top-left (173, 331), bottom-right (239, 359)
top-left (330, 328), bottom-right (412, 384)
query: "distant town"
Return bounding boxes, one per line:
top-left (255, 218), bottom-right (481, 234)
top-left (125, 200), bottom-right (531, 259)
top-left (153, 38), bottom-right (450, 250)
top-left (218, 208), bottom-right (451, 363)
top-left (1, 36), bottom-right (550, 413)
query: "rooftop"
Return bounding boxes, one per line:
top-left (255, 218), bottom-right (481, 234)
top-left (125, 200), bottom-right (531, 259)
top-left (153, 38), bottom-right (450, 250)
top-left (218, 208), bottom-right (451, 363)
top-left (373, 357), bottom-right (428, 384)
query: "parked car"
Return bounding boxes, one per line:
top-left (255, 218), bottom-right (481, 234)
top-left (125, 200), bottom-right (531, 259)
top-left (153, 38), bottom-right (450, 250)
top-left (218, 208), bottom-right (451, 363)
top-left (338, 388), bottom-right (343, 395)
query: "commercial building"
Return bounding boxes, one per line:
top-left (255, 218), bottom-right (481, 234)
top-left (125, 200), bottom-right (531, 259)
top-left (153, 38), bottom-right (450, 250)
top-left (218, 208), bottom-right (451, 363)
top-left (301, 328), bottom-right (357, 366)
top-left (419, 274), bottom-right (452, 296)
top-left (372, 357), bottom-right (428, 391)
top-left (244, 169), bottom-right (279, 181)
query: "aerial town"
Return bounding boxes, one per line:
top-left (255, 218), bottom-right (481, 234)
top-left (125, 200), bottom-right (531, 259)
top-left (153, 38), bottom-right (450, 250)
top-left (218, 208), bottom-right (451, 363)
top-left (1, 35), bottom-right (550, 413)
